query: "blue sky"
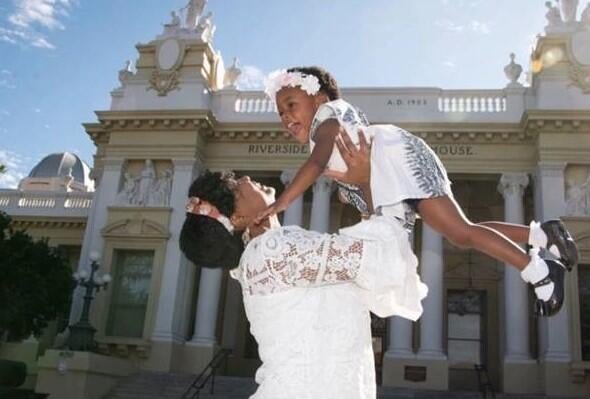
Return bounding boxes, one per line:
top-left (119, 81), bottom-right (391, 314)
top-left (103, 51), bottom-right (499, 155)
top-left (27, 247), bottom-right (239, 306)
top-left (0, 0), bottom-right (581, 188)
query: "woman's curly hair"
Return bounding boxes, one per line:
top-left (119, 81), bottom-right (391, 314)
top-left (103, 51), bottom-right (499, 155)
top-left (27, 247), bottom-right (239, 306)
top-left (179, 171), bottom-right (244, 269)
top-left (287, 66), bottom-right (341, 101)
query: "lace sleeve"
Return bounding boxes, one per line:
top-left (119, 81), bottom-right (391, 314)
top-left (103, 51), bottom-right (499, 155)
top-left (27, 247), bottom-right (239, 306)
top-left (236, 227), bottom-right (366, 296)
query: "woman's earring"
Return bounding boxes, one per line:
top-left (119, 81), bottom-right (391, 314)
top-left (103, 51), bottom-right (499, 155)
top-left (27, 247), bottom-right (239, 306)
top-left (241, 228), bottom-right (251, 245)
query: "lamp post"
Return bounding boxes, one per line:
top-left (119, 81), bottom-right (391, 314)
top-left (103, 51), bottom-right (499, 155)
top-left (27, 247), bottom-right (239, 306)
top-left (66, 251), bottom-right (111, 351)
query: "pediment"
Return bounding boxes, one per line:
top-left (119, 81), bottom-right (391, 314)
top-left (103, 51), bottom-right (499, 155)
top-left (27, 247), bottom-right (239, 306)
top-left (101, 217), bottom-right (169, 239)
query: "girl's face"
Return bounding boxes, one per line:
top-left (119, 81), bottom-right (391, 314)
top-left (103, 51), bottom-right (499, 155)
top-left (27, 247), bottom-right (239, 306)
top-left (275, 86), bottom-right (327, 144)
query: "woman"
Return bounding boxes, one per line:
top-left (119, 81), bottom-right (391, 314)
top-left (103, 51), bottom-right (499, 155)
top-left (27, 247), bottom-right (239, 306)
top-left (179, 134), bottom-right (427, 399)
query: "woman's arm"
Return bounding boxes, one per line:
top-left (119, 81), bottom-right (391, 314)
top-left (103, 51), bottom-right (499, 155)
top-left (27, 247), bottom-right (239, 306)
top-left (324, 129), bottom-right (373, 212)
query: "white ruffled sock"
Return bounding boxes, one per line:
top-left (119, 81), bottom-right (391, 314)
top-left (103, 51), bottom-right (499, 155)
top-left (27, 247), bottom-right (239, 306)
top-left (528, 221), bottom-right (548, 248)
top-left (521, 250), bottom-right (553, 301)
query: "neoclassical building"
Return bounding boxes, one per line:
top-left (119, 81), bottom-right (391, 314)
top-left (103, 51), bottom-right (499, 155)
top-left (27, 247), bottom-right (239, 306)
top-left (1, 2), bottom-right (590, 398)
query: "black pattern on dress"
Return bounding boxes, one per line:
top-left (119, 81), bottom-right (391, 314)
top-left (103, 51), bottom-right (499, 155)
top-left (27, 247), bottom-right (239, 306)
top-left (337, 182), bottom-right (369, 216)
top-left (401, 131), bottom-right (449, 197)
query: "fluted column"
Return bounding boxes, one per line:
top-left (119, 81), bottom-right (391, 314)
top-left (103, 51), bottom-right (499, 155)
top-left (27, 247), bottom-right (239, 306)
top-left (310, 176), bottom-right (333, 233)
top-left (498, 173), bottom-right (531, 362)
top-left (152, 159), bottom-right (200, 343)
top-left (69, 158), bottom-right (123, 325)
top-left (534, 162), bottom-right (571, 362)
top-left (418, 224), bottom-right (446, 359)
top-left (190, 267), bottom-right (224, 344)
top-left (386, 232), bottom-right (415, 358)
top-left (280, 170), bottom-right (303, 226)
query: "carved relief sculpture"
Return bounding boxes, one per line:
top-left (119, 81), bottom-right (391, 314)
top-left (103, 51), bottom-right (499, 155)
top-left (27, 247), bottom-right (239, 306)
top-left (558, 0), bottom-right (579, 24)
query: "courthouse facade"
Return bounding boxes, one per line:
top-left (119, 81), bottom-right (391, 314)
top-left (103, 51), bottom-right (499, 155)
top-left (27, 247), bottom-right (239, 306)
top-left (1, 3), bottom-right (590, 397)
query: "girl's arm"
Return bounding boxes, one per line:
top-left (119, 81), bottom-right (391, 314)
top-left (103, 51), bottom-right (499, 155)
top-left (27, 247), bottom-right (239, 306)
top-left (255, 120), bottom-right (340, 221)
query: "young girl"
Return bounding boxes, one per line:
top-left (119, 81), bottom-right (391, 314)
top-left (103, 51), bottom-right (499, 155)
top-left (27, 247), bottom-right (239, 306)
top-left (257, 66), bottom-right (579, 317)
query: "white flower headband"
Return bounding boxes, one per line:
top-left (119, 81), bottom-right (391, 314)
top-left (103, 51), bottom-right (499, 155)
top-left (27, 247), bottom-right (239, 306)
top-left (186, 197), bottom-right (234, 234)
top-left (264, 69), bottom-right (321, 102)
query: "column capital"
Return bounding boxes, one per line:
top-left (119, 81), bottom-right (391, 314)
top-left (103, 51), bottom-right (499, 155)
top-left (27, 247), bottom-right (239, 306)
top-left (280, 170), bottom-right (296, 186)
top-left (312, 176), bottom-right (334, 194)
top-left (172, 158), bottom-right (199, 173)
top-left (102, 158), bottom-right (125, 171)
top-left (498, 173), bottom-right (529, 199)
top-left (537, 161), bottom-right (566, 178)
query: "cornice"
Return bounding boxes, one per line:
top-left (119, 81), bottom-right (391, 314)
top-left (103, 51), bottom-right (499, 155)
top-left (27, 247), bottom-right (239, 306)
top-left (10, 217), bottom-right (87, 230)
top-left (93, 110), bottom-right (216, 132)
top-left (521, 110), bottom-right (590, 133)
top-left (208, 122), bottom-right (533, 144)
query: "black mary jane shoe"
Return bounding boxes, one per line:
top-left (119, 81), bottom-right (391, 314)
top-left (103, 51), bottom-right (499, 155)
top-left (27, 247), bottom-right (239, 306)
top-left (541, 219), bottom-right (579, 271)
top-left (532, 259), bottom-right (566, 317)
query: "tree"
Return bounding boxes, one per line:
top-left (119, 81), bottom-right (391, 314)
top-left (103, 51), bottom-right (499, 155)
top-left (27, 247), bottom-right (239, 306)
top-left (0, 164), bottom-right (5, 174)
top-left (0, 212), bottom-right (74, 341)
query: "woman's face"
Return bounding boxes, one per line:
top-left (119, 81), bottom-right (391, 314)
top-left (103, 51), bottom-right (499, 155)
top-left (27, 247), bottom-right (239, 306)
top-left (229, 176), bottom-right (275, 230)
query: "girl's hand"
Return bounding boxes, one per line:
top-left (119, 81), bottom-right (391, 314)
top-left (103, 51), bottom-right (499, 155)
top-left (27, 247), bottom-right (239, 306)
top-left (255, 200), bottom-right (289, 224)
top-left (324, 129), bottom-right (371, 186)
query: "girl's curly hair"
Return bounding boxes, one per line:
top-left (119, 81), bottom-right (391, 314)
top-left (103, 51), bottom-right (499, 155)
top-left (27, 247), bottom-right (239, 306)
top-left (179, 171), bottom-right (244, 269)
top-left (287, 66), bottom-right (341, 101)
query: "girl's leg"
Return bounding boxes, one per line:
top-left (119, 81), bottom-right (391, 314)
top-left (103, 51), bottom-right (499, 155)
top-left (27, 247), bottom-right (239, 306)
top-left (417, 196), bottom-right (530, 270)
top-left (477, 222), bottom-right (529, 245)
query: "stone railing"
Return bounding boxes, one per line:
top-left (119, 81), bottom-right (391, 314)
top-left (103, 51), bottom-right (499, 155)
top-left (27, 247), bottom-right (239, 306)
top-left (234, 92), bottom-right (276, 113)
top-left (0, 190), bottom-right (93, 218)
top-left (213, 87), bottom-right (526, 124)
top-left (437, 91), bottom-right (507, 113)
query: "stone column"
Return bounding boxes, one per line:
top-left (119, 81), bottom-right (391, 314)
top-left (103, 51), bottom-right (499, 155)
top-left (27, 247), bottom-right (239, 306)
top-left (69, 158), bottom-right (124, 325)
top-left (381, 232), bottom-right (416, 387)
top-left (309, 176), bottom-right (332, 233)
top-left (416, 223), bottom-right (448, 390)
top-left (190, 267), bottom-right (224, 345)
top-left (498, 173), bottom-right (537, 394)
top-left (151, 159), bottom-right (199, 370)
top-left (280, 170), bottom-right (303, 226)
top-left (534, 162), bottom-right (574, 397)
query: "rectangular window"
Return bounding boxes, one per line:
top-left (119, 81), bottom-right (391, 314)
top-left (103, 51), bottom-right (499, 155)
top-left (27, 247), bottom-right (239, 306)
top-left (579, 265), bottom-right (590, 361)
top-left (106, 250), bottom-right (154, 338)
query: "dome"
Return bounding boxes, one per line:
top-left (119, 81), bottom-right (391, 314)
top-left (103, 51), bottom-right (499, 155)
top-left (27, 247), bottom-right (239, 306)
top-left (28, 152), bottom-right (92, 187)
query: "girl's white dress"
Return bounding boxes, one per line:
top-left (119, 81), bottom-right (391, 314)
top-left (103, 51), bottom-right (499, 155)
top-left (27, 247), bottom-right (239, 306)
top-left (309, 98), bottom-right (453, 227)
top-left (230, 218), bottom-right (428, 399)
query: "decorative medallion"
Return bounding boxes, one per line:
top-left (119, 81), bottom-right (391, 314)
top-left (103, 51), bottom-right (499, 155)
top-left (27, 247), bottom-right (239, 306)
top-left (147, 70), bottom-right (180, 96)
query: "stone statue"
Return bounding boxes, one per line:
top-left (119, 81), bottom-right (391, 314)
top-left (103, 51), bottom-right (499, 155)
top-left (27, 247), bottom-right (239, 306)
top-left (504, 53), bottom-right (523, 87)
top-left (581, 3), bottom-right (590, 27)
top-left (184, 0), bottom-right (207, 30)
top-left (138, 160), bottom-right (156, 206)
top-left (150, 169), bottom-right (173, 206)
top-left (558, 0), bottom-right (579, 24)
top-left (116, 172), bottom-right (139, 205)
top-left (197, 11), bottom-right (216, 42)
top-left (224, 57), bottom-right (242, 88)
top-left (118, 60), bottom-right (134, 86)
top-left (163, 10), bottom-right (181, 34)
top-left (546, 1), bottom-right (563, 28)
top-left (566, 175), bottom-right (590, 216)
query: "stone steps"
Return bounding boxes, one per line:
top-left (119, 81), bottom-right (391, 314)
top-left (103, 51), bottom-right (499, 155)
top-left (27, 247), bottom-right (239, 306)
top-left (105, 371), bottom-right (577, 399)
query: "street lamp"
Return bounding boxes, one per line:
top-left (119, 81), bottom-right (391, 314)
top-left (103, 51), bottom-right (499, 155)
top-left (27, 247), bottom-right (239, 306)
top-left (66, 251), bottom-right (111, 351)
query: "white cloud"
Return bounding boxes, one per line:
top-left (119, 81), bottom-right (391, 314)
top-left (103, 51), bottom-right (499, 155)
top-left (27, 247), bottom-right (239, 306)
top-left (236, 65), bottom-right (265, 91)
top-left (8, 0), bottom-right (73, 30)
top-left (0, 79), bottom-right (16, 89)
top-left (1, 0), bottom-right (76, 50)
top-left (435, 19), bottom-right (465, 33)
top-left (435, 18), bottom-right (492, 34)
top-left (0, 149), bottom-right (28, 189)
top-left (470, 20), bottom-right (491, 34)
top-left (443, 60), bottom-right (457, 68)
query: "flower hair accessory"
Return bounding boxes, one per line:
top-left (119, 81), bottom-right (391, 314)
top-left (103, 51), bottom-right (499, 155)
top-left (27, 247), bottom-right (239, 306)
top-left (186, 197), bottom-right (234, 234)
top-left (264, 69), bottom-right (321, 102)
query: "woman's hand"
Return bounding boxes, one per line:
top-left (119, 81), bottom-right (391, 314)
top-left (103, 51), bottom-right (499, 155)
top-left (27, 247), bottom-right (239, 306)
top-left (254, 199), bottom-right (289, 224)
top-left (323, 129), bottom-right (371, 186)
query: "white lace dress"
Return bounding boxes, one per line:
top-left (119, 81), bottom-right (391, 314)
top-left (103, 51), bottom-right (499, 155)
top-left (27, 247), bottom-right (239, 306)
top-left (230, 217), bottom-right (428, 399)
